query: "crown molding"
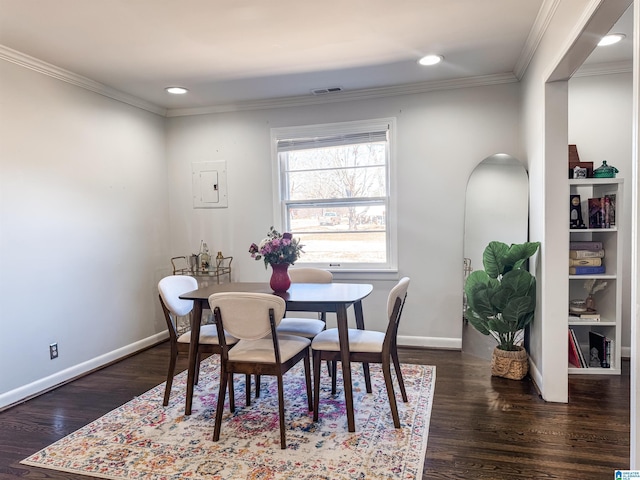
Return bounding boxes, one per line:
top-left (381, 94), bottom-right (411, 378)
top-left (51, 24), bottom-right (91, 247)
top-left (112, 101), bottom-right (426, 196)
top-left (573, 60), bottom-right (633, 77)
top-left (1, 44), bottom-right (520, 119)
top-left (514, 0), bottom-right (560, 79)
top-left (0, 45), bottom-right (167, 116)
top-left (166, 72), bottom-right (519, 117)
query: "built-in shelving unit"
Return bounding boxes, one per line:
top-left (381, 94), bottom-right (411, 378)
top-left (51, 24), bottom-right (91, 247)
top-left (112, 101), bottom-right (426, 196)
top-left (568, 178), bottom-right (623, 375)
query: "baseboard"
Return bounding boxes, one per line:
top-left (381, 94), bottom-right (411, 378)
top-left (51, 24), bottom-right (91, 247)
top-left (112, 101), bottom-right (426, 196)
top-left (528, 356), bottom-right (543, 398)
top-left (1, 332), bottom-right (465, 411)
top-left (0, 331), bottom-right (168, 412)
top-left (397, 335), bottom-right (462, 350)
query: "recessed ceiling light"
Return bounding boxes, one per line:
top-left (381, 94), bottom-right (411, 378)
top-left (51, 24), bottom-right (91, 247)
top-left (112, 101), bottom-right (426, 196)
top-left (418, 54), bottom-right (444, 66)
top-left (165, 86), bottom-right (188, 94)
top-left (598, 33), bottom-right (625, 46)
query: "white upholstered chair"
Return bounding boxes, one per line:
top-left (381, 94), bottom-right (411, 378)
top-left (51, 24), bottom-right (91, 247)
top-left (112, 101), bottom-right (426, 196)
top-left (158, 275), bottom-right (242, 407)
top-left (275, 267), bottom-right (333, 338)
top-left (209, 292), bottom-right (313, 449)
top-left (311, 277), bottom-right (410, 428)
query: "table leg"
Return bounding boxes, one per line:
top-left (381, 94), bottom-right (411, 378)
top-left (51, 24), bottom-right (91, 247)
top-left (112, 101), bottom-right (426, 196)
top-left (336, 304), bottom-right (355, 432)
top-left (185, 299), bottom-right (203, 415)
top-left (354, 301), bottom-right (372, 393)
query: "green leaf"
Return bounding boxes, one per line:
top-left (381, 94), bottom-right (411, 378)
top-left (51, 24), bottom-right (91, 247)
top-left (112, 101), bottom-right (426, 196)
top-left (503, 241), bottom-right (540, 271)
top-left (487, 315), bottom-right (513, 335)
top-left (465, 308), bottom-right (492, 336)
top-left (501, 269), bottom-right (536, 299)
top-left (482, 241), bottom-right (509, 278)
top-left (502, 296), bottom-right (534, 324)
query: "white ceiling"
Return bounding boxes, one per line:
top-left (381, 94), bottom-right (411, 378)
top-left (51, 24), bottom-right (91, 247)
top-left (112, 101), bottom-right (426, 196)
top-left (0, 0), bottom-right (632, 113)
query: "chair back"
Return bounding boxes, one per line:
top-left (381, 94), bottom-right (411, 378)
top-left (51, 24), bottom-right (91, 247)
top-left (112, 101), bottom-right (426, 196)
top-left (384, 277), bottom-right (410, 343)
top-left (289, 267), bottom-right (333, 284)
top-left (158, 275), bottom-right (198, 317)
top-left (209, 292), bottom-right (286, 340)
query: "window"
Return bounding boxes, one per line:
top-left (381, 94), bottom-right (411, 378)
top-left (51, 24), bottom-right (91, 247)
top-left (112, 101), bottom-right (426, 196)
top-left (271, 118), bottom-right (396, 271)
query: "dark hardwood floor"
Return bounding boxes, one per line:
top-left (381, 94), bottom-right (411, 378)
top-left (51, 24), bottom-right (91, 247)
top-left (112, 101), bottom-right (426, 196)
top-left (0, 342), bottom-right (629, 479)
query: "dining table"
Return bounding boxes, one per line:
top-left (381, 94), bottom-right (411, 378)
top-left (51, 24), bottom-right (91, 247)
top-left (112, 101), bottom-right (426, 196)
top-left (179, 281), bottom-right (373, 432)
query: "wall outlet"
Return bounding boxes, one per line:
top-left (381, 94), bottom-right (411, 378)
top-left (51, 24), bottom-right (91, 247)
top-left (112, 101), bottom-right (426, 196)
top-left (49, 343), bottom-right (58, 359)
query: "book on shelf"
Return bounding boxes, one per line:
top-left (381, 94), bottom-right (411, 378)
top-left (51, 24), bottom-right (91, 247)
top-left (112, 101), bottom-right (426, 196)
top-left (605, 338), bottom-right (612, 368)
top-left (568, 257), bottom-right (602, 267)
top-left (569, 265), bottom-right (606, 275)
top-left (605, 194), bottom-right (616, 227)
top-left (568, 329), bottom-right (582, 368)
top-left (569, 249), bottom-right (605, 259)
top-left (588, 331), bottom-right (610, 368)
top-left (569, 328), bottom-right (587, 367)
top-left (588, 198), bottom-right (603, 228)
top-left (569, 241), bottom-right (602, 251)
top-left (588, 196), bottom-right (616, 229)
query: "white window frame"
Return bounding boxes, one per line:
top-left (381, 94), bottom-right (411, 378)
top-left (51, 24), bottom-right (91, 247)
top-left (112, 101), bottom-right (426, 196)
top-left (270, 117), bottom-right (398, 275)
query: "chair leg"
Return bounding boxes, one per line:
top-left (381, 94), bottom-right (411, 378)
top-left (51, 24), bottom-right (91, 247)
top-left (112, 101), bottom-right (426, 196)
top-left (228, 373), bottom-right (235, 413)
top-left (331, 360), bottom-right (337, 395)
top-left (277, 374), bottom-right (286, 449)
top-left (312, 350), bottom-right (321, 421)
top-left (163, 348), bottom-right (178, 406)
top-left (194, 353), bottom-right (201, 385)
top-left (245, 374), bottom-right (251, 406)
top-left (226, 373), bottom-right (235, 412)
top-left (256, 374), bottom-right (261, 398)
top-left (382, 358), bottom-right (401, 428)
top-left (392, 350), bottom-right (408, 402)
top-left (304, 353), bottom-right (313, 412)
top-left (213, 368), bottom-right (229, 441)
top-left (362, 362), bottom-right (372, 393)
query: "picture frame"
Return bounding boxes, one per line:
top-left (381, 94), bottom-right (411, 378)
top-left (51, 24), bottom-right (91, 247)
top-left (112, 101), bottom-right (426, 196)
top-left (573, 167), bottom-right (587, 179)
top-left (569, 161), bottom-right (593, 179)
top-left (570, 194), bottom-right (585, 228)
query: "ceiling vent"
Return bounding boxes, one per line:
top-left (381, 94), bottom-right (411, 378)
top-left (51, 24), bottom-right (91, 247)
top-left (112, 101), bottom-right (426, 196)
top-left (311, 87), bottom-right (343, 95)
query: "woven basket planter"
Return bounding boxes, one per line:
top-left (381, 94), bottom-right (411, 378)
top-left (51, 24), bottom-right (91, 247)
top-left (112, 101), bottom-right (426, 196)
top-left (491, 346), bottom-right (529, 380)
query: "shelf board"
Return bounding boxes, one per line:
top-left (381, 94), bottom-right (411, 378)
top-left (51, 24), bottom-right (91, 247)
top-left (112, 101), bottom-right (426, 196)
top-left (568, 321), bottom-right (616, 326)
top-left (569, 227), bottom-right (617, 233)
top-left (569, 274), bottom-right (616, 280)
top-left (569, 367), bottom-right (621, 375)
top-left (569, 178), bottom-right (623, 186)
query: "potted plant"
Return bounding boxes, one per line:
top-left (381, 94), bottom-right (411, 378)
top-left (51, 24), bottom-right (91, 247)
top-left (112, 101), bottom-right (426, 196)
top-left (464, 240), bottom-right (541, 380)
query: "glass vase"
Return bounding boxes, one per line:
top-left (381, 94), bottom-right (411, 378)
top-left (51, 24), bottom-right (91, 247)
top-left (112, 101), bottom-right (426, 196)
top-left (270, 263), bottom-right (291, 292)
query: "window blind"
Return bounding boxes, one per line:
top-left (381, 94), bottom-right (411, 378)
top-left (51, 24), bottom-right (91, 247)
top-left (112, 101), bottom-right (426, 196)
top-left (276, 128), bottom-right (388, 152)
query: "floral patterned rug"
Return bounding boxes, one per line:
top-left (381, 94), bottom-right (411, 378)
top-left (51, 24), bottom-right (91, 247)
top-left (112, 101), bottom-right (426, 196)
top-left (22, 357), bottom-right (435, 479)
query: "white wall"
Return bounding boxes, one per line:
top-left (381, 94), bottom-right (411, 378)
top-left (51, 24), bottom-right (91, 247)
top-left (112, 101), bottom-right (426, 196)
top-left (165, 83), bottom-right (523, 347)
top-left (521, 0), bottom-right (633, 406)
top-left (522, 2), bottom-right (591, 403)
top-left (569, 72), bottom-right (633, 355)
top-left (0, 59), bottom-right (170, 408)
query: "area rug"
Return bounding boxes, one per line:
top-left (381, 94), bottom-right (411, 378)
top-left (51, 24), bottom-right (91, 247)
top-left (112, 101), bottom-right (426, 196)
top-left (22, 357), bottom-right (435, 479)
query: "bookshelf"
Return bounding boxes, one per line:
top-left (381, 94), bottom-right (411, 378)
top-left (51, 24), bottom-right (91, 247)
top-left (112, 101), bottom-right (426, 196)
top-left (568, 178), bottom-right (623, 375)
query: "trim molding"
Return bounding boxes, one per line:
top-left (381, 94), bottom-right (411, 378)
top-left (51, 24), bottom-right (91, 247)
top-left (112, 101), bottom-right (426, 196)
top-left (0, 331), bottom-right (168, 412)
top-left (0, 43), bottom-right (519, 118)
top-left (514, 0), bottom-right (560, 79)
top-left (573, 60), bottom-right (633, 77)
top-left (397, 334), bottom-right (462, 350)
top-left (528, 357), bottom-right (544, 400)
top-left (2, 11), bottom-right (628, 121)
top-left (165, 73), bottom-right (519, 117)
top-left (0, 45), bottom-right (167, 117)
